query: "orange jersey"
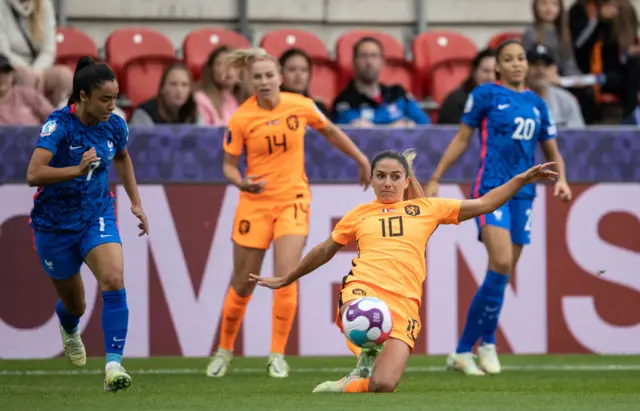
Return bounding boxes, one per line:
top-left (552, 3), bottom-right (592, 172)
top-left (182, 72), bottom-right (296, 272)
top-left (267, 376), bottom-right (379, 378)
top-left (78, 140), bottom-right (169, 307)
top-left (332, 197), bottom-right (462, 302)
top-left (223, 92), bottom-right (329, 201)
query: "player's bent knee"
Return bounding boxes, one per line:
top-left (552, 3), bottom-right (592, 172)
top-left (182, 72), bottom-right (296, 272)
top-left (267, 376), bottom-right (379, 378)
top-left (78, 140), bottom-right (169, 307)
top-left (369, 377), bottom-right (397, 393)
top-left (489, 260), bottom-right (511, 275)
top-left (98, 272), bottom-right (125, 292)
top-left (64, 299), bottom-right (86, 317)
top-left (230, 278), bottom-right (255, 297)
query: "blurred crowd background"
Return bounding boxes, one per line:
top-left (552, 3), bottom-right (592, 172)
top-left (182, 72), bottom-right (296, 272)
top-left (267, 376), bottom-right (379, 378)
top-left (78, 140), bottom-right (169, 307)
top-left (0, 0), bottom-right (639, 129)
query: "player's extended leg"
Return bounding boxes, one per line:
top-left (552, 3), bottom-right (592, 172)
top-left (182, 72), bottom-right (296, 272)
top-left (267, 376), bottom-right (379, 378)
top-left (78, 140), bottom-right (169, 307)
top-left (268, 234), bottom-right (306, 377)
top-left (206, 243), bottom-right (266, 377)
top-left (450, 224), bottom-right (512, 376)
top-left (476, 198), bottom-right (532, 373)
top-left (34, 229), bottom-right (87, 367)
top-left (313, 338), bottom-right (409, 393)
top-left (84, 242), bottom-right (131, 392)
top-left (338, 296), bottom-right (381, 378)
top-left (50, 274), bottom-right (87, 366)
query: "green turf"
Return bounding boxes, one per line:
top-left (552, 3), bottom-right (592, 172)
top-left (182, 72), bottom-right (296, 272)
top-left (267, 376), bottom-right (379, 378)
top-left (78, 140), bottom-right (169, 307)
top-left (1, 355), bottom-right (639, 410)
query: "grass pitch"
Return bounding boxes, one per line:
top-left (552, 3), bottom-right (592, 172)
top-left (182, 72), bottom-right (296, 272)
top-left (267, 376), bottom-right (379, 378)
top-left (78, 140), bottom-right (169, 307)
top-left (1, 355), bottom-right (639, 410)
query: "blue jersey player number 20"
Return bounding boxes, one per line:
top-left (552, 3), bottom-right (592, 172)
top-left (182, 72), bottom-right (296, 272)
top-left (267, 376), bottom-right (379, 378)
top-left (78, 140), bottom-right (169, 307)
top-left (426, 40), bottom-right (572, 377)
top-left (26, 56), bottom-right (148, 392)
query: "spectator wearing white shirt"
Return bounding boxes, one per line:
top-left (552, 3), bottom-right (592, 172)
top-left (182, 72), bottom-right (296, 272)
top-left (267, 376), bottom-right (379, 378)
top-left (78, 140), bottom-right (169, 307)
top-left (0, 0), bottom-right (72, 106)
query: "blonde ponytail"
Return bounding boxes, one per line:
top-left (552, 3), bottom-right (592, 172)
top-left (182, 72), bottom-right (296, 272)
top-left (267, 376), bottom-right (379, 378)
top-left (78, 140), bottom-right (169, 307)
top-left (402, 148), bottom-right (425, 200)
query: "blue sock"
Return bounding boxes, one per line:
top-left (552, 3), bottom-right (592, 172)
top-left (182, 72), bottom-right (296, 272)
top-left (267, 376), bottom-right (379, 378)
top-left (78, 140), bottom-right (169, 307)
top-left (456, 270), bottom-right (509, 353)
top-left (56, 300), bottom-right (80, 334)
top-left (102, 289), bottom-right (129, 365)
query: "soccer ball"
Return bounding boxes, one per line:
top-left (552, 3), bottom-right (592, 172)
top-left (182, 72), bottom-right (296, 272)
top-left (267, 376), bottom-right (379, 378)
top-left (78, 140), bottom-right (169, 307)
top-left (342, 297), bottom-right (393, 348)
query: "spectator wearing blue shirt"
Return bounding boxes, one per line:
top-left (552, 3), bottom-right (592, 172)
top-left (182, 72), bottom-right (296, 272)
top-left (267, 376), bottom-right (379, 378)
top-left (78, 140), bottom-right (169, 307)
top-left (332, 37), bottom-right (430, 126)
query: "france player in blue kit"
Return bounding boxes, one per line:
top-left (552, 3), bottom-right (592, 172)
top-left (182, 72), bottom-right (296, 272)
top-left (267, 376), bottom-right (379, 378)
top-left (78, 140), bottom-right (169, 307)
top-left (27, 56), bottom-right (148, 391)
top-left (425, 40), bottom-right (572, 376)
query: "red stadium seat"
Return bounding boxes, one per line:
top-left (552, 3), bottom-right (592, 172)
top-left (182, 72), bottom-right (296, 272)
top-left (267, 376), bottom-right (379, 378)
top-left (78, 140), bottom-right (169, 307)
top-left (335, 30), bottom-right (418, 97)
top-left (183, 28), bottom-right (250, 81)
top-left (260, 29), bottom-right (339, 105)
top-left (55, 27), bottom-right (99, 72)
top-left (105, 28), bottom-right (178, 107)
top-left (487, 32), bottom-right (523, 50)
top-left (412, 31), bottom-right (477, 103)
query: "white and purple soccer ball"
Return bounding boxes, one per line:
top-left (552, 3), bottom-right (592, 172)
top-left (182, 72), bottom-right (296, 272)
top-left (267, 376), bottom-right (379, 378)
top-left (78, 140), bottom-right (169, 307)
top-left (342, 297), bottom-right (393, 348)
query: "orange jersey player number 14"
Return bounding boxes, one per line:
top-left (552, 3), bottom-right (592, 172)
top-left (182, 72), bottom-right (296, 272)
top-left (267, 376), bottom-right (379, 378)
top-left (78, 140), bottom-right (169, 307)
top-left (223, 93), bottom-right (329, 200)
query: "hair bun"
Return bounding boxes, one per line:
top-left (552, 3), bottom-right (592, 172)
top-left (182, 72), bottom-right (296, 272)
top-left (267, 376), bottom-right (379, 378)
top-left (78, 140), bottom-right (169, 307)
top-left (74, 56), bottom-right (95, 75)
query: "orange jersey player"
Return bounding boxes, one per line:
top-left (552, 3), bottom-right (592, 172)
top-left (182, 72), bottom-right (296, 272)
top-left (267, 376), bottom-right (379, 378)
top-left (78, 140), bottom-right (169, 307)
top-left (206, 48), bottom-right (371, 379)
top-left (251, 149), bottom-right (559, 393)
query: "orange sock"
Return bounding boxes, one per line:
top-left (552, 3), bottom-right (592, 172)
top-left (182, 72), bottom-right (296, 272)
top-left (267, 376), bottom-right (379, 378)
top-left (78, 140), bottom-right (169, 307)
top-left (346, 339), bottom-right (362, 357)
top-left (218, 287), bottom-right (251, 352)
top-left (344, 378), bottom-right (370, 393)
top-left (270, 283), bottom-right (298, 354)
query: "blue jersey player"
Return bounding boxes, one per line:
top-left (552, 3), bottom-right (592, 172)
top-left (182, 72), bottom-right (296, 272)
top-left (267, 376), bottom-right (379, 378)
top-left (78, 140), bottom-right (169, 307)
top-left (26, 56), bottom-right (148, 392)
top-left (425, 40), bottom-right (572, 376)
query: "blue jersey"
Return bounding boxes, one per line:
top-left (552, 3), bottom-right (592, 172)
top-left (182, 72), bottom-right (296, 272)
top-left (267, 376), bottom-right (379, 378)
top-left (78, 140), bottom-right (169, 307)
top-left (461, 83), bottom-right (556, 199)
top-left (30, 106), bottom-right (129, 232)
top-left (332, 82), bottom-right (431, 125)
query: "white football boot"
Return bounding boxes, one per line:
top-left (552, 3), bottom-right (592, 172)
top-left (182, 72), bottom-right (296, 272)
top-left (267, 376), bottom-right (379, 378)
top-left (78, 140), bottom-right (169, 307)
top-left (477, 343), bottom-right (501, 374)
top-left (446, 352), bottom-right (486, 376)
top-left (267, 353), bottom-right (290, 378)
top-left (104, 362), bottom-right (132, 392)
top-left (206, 348), bottom-right (233, 377)
top-left (59, 325), bottom-right (86, 367)
top-left (313, 374), bottom-right (362, 393)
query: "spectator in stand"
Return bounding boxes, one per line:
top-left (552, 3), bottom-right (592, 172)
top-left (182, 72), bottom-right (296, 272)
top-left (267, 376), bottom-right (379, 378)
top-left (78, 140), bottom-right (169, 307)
top-left (569, 0), bottom-right (640, 122)
top-left (332, 37), bottom-right (430, 127)
top-left (195, 46), bottom-right (249, 126)
top-left (278, 48), bottom-right (331, 119)
top-left (523, 0), bottom-right (582, 79)
top-left (0, 0), bottom-right (72, 107)
top-left (527, 44), bottom-right (586, 128)
top-left (438, 48), bottom-right (496, 124)
top-left (129, 63), bottom-right (200, 125)
top-left (0, 53), bottom-right (53, 125)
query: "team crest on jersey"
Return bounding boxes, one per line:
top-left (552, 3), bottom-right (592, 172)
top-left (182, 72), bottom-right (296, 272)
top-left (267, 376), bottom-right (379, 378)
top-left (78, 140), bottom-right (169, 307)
top-left (40, 120), bottom-right (57, 137)
top-left (404, 204), bottom-right (420, 216)
top-left (287, 115), bottom-right (299, 131)
top-left (352, 289), bottom-right (366, 296)
top-left (238, 220), bottom-right (251, 234)
top-left (464, 94), bottom-right (473, 113)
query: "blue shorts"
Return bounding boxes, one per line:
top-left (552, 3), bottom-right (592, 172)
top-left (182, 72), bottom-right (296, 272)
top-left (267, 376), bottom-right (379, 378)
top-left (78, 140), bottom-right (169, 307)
top-left (33, 211), bottom-right (121, 280)
top-left (474, 198), bottom-right (534, 245)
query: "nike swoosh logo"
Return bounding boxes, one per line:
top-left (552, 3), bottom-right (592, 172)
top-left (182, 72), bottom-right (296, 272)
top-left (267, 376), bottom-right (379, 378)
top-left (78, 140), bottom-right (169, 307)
top-left (101, 234), bottom-right (113, 238)
top-left (113, 337), bottom-right (125, 342)
top-left (498, 104), bottom-right (509, 110)
top-left (69, 145), bottom-right (83, 150)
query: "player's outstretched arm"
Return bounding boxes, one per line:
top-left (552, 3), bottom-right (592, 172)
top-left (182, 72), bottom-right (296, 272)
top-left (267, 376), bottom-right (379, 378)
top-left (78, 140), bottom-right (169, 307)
top-left (317, 122), bottom-right (372, 189)
top-left (26, 147), bottom-right (96, 186)
top-left (424, 124), bottom-right (474, 197)
top-left (249, 237), bottom-right (344, 289)
top-left (458, 162), bottom-right (559, 222)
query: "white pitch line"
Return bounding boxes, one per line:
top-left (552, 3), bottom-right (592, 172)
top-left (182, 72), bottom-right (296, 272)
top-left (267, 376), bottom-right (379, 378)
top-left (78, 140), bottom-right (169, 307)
top-left (1, 364), bottom-right (640, 377)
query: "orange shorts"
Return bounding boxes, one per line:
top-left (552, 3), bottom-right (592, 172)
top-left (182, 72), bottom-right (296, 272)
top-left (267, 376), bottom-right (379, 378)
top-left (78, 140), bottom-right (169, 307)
top-left (336, 280), bottom-right (421, 351)
top-left (232, 195), bottom-right (310, 249)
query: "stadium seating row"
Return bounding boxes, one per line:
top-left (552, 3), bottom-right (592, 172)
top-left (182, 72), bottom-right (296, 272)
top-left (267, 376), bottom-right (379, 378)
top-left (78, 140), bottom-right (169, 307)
top-left (54, 26), bottom-right (522, 108)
